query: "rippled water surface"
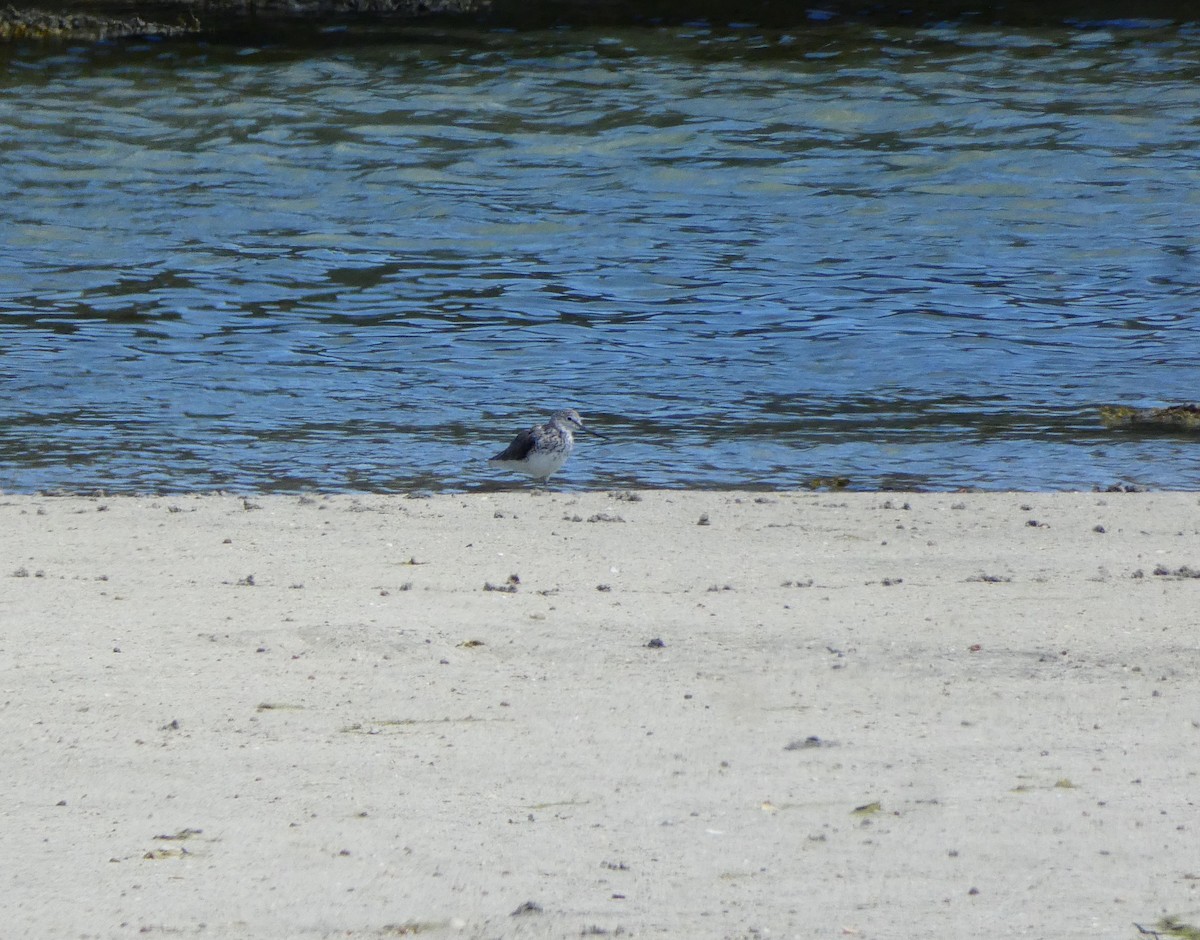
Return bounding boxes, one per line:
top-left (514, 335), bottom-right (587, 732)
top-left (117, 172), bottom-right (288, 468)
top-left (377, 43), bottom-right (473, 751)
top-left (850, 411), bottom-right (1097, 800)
top-left (1, 22), bottom-right (1198, 492)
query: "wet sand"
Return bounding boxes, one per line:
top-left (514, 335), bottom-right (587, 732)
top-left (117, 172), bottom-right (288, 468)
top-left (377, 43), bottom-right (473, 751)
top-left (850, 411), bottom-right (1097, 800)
top-left (3, 490), bottom-right (1199, 938)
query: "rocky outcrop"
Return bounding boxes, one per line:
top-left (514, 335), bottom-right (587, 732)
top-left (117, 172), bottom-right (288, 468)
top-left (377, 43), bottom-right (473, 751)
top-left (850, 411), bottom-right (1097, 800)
top-left (0, 0), bottom-right (486, 40)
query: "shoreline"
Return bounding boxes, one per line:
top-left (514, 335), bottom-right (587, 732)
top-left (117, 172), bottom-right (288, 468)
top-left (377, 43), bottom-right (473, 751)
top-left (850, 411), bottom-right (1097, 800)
top-left (4, 490), bottom-right (1199, 938)
top-left (0, 479), bottom-right (1180, 498)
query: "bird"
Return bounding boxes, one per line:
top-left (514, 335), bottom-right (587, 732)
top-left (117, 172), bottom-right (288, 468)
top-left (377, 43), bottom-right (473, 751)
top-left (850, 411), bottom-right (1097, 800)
top-left (488, 409), bottom-right (599, 481)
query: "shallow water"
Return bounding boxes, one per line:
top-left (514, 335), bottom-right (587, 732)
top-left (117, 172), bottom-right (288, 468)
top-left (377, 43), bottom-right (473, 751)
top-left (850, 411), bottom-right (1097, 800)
top-left (1, 22), bottom-right (1198, 492)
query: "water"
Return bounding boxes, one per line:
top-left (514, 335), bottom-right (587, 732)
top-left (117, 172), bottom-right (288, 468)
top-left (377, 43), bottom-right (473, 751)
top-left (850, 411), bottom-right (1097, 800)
top-left (1, 21), bottom-right (1198, 493)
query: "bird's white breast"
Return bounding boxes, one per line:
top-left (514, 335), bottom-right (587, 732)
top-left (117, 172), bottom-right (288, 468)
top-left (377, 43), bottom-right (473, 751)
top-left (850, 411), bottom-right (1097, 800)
top-left (502, 447), bottom-right (570, 480)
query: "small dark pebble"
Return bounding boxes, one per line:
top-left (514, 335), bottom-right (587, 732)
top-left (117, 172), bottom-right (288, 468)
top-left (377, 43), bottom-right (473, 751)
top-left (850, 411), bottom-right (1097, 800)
top-left (785, 736), bottom-right (828, 750)
top-left (646, 638), bottom-right (665, 649)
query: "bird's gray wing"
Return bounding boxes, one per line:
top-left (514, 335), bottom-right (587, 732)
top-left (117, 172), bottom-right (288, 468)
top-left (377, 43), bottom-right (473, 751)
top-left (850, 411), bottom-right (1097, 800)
top-left (490, 428), bottom-right (537, 462)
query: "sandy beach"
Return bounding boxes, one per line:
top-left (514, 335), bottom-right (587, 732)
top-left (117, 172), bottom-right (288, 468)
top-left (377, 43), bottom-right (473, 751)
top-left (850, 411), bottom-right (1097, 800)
top-left (3, 490), bottom-right (1198, 939)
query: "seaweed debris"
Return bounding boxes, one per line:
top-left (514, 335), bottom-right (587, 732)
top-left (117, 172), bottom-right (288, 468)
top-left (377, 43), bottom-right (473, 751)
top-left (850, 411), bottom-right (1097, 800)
top-left (1099, 404), bottom-right (1200, 434)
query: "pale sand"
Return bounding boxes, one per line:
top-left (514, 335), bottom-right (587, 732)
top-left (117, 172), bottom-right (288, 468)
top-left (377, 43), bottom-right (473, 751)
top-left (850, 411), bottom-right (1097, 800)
top-left (3, 490), bottom-right (1199, 939)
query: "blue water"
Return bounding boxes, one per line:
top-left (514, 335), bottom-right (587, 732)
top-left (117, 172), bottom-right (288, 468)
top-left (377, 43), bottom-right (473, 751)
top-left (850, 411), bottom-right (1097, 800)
top-left (1, 22), bottom-right (1198, 492)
